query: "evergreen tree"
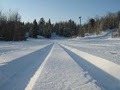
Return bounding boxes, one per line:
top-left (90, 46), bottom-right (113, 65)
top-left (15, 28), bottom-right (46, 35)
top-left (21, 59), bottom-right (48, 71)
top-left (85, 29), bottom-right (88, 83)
top-left (89, 18), bottom-right (95, 33)
top-left (30, 19), bottom-right (38, 38)
top-left (53, 20), bottom-right (79, 37)
top-left (38, 18), bottom-right (45, 36)
top-left (44, 19), bottom-right (52, 38)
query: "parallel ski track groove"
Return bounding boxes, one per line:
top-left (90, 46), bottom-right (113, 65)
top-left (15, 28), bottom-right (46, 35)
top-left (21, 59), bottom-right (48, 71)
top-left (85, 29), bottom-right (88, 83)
top-left (25, 43), bottom-right (55, 90)
top-left (58, 43), bottom-right (120, 90)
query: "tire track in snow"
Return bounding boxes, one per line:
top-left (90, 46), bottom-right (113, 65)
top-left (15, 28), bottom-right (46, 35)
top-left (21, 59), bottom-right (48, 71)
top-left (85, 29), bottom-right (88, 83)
top-left (59, 44), bottom-right (120, 90)
top-left (32, 43), bottom-right (101, 90)
top-left (0, 43), bottom-right (54, 90)
top-left (25, 43), bottom-right (55, 90)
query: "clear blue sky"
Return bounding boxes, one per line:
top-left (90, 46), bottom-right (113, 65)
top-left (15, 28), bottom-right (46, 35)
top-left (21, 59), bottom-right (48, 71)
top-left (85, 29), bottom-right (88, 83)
top-left (1, 0), bottom-right (120, 24)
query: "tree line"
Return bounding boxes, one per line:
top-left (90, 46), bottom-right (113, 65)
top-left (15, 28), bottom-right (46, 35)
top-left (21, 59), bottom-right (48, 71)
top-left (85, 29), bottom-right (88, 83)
top-left (0, 10), bottom-right (120, 41)
top-left (0, 11), bottom-right (26, 41)
top-left (83, 11), bottom-right (120, 36)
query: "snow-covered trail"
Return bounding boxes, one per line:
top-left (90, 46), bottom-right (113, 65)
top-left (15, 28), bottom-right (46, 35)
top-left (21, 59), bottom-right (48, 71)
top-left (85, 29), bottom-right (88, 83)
top-left (0, 43), bottom-right (53, 90)
top-left (32, 44), bottom-right (101, 90)
top-left (60, 44), bottom-right (120, 90)
top-left (0, 36), bottom-right (120, 90)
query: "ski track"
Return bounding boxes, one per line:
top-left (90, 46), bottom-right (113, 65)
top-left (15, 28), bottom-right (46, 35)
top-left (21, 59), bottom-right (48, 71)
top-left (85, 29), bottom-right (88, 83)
top-left (0, 40), bottom-right (53, 64)
top-left (25, 43), bottom-right (55, 90)
top-left (32, 43), bottom-right (101, 90)
top-left (59, 38), bottom-right (120, 65)
top-left (0, 43), bottom-right (54, 90)
top-left (59, 43), bottom-right (120, 90)
top-left (0, 30), bottom-right (120, 90)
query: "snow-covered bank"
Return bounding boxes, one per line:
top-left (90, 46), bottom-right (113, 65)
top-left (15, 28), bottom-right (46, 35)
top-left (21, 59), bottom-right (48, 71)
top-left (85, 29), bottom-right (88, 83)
top-left (60, 44), bottom-right (120, 90)
top-left (75, 29), bottom-right (117, 40)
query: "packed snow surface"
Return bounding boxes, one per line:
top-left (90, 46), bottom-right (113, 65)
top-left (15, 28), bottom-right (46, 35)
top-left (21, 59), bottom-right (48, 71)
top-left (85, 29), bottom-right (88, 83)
top-left (0, 30), bottom-right (120, 90)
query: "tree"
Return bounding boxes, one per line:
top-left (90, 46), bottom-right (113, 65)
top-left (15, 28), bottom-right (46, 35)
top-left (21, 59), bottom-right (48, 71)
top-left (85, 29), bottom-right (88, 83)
top-left (0, 11), bottom-right (7, 39)
top-left (2, 11), bottom-right (26, 41)
top-left (43, 19), bottom-right (52, 38)
top-left (53, 20), bottom-right (79, 37)
top-left (24, 22), bottom-right (32, 32)
top-left (88, 18), bottom-right (96, 33)
top-left (38, 17), bottom-right (45, 36)
top-left (30, 19), bottom-right (38, 38)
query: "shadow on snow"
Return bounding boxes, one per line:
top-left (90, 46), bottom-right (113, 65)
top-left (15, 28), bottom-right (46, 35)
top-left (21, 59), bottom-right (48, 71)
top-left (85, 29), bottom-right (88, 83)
top-left (60, 45), bottom-right (120, 90)
top-left (0, 43), bottom-right (53, 90)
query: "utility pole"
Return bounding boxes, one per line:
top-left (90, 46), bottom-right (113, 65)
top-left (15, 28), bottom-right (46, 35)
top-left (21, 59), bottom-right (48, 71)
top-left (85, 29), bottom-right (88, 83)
top-left (79, 16), bottom-right (84, 37)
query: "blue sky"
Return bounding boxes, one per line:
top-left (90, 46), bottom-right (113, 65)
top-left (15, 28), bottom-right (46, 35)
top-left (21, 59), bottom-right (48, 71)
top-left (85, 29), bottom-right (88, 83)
top-left (1, 0), bottom-right (120, 24)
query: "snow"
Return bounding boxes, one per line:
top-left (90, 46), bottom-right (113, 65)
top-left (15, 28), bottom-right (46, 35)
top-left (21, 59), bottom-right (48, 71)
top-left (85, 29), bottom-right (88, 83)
top-left (0, 44), bottom-right (53, 90)
top-left (0, 30), bottom-right (120, 90)
top-left (83, 29), bottom-right (117, 39)
top-left (51, 33), bottom-right (71, 40)
top-left (59, 30), bottom-right (120, 65)
top-left (60, 44), bottom-right (120, 90)
top-left (32, 44), bottom-right (101, 90)
top-left (25, 44), bottom-right (54, 90)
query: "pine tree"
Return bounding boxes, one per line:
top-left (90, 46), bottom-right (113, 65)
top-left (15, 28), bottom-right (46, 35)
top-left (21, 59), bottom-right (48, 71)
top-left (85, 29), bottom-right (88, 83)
top-left (13, 22), bottom-right (26, 41)
top-left (30, 19), bottom-right (38, 38)
top-left (38, 18), bottom-right (45, 36)
top-left (43, 19), bottom-right (52, 38)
